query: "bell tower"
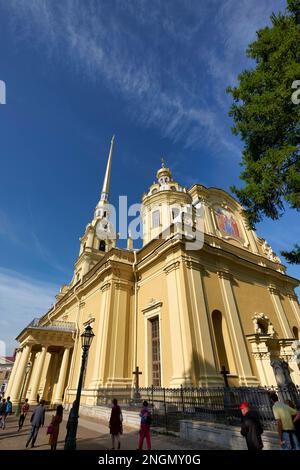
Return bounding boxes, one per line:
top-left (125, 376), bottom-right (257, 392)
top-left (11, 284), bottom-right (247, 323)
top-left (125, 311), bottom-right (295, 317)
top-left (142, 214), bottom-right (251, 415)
top-left (72, 136), bottom-right (117, 284)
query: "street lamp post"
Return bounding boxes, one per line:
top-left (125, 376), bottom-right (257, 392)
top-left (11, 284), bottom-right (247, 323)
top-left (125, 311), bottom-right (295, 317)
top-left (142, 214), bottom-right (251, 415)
top-left (64, 324), bottom-right (94, 450)
top-left (15, 361), bottom-right (31, 417)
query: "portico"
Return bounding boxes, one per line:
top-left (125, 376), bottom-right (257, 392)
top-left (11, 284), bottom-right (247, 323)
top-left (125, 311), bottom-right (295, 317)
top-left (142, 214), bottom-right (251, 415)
top-left (9, 319), bottom-right (75, 405)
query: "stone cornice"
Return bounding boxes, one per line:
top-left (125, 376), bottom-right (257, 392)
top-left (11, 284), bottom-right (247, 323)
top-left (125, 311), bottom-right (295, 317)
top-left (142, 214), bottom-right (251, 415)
top-left (287, 292), bottom-right (299, 302)
top-left (217, 270), bottom-right (232, 281)
top-left (100, 282), bottom-right (111, 293)
top-left (163, 260), bottom-right (180, 275)
top-left (114, 280), bottom-right (133, 291)
top-left (268, 286), bottom-right (281, 296)
top-left (183, 257), bottom-right (204, 273)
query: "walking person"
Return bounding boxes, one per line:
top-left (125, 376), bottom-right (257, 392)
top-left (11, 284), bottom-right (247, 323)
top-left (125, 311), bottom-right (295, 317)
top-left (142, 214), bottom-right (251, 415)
top-left (48, 405), bottom-right (63, 450)
top-left (0, 398), bottom-right (6, 429)
top-left (284, 399), bottom-right (300, 445)
top-left (240, 402), bottom-right (264, 450)
top-left (18, 398), bottom-right (30, 431)
top-left (2, 396), bottom-right (12, 430)
top-left (109, 399), bottom-right (123, 450)
top-left (25, 399), bottom-right (45, 448)
top-left (138, 400), bottom-right (151, 450)
top-left (270, 392), bottom-right (300, 450)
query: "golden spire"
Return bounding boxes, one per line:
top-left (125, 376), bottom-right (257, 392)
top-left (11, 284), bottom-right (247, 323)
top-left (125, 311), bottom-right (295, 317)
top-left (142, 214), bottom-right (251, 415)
top-left (100, 135), bottom-right (115, 203)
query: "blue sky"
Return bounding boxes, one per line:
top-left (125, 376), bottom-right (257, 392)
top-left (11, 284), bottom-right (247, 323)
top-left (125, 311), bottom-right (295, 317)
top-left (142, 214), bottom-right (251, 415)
top-left (0, 0), bottom-right (299, 354)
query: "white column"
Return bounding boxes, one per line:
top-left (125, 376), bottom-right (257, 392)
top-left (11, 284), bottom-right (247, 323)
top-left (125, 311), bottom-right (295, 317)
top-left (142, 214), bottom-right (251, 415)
top-left (10, 343), bottom-right (32, 403)
top-left (218, 271), bottom-right (258, 386)
top-left (53, 347), bottom-right (70, 403)
top-left (28, 346), bottom-right (48, 404)
top-left (5, 349), bottom-right (22, 397)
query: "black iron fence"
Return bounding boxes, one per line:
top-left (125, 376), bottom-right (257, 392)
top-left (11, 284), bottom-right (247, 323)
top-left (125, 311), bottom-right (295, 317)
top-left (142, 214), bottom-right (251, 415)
top-left (93, 385), bottom-right (300, 433)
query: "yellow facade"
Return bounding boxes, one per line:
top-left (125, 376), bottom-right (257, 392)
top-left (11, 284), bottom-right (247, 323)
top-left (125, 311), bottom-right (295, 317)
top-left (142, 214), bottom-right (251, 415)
top-left (7, 147), bottom-right (300, 406)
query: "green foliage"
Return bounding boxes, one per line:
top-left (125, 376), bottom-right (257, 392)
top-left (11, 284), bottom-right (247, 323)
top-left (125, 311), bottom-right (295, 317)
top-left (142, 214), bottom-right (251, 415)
top-left (227, 0), bottom-right (300, 263)
top-left (281, 244), bottom-right (300, 263)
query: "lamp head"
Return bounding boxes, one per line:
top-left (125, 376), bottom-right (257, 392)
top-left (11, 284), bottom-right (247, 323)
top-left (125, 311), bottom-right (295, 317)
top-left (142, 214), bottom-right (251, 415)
top-left (81, 324), bottom-right (95, 349)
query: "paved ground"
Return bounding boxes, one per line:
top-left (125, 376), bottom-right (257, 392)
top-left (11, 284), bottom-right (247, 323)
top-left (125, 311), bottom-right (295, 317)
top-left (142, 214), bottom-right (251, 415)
top-left (0, 412), bottom-right (223, 450)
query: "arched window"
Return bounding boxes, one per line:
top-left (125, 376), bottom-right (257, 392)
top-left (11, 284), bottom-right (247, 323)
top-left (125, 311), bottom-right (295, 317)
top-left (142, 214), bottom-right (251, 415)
top-left (170, 186), bottom-right (176, 191)
top-left (99, 240), bottom-right (106, 252)
top-left (293, 326), bottom-right (299, 339)
top-left (152, 188), bottom-right (158, 195)
top-left (212, 310), bottom-right (234, 373)
top-left (152, 210), bottom-right (160, 228)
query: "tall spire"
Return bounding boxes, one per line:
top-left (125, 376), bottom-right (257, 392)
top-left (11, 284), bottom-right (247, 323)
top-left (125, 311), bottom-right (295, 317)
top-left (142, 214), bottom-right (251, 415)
top-left (94, 135), bottom-right (115, 219)
top-left (100, 135), bottom-right (115, 203)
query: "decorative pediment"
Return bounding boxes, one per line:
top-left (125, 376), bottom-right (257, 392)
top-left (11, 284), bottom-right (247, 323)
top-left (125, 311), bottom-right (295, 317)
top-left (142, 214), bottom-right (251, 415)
top-left (142, 298), bottom-right (162, 314)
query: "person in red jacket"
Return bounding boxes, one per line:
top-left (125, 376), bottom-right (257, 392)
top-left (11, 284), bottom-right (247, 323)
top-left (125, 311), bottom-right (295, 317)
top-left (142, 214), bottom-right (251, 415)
top-left (18, 398), bottom-right (30, 431)
top-left (109, 399), bottom-right (123, 449)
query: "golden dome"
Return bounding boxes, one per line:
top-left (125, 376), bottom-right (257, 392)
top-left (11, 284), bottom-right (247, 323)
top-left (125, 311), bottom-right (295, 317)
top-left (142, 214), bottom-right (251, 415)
top-left (156, 158), bottom-right (172, 181)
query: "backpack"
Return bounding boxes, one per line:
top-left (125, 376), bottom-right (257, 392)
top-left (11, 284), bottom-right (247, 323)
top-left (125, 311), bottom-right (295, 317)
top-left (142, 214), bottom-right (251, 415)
top-left (6, 401), bottom-right (12, 414)
top-left (141, 410), bottom-right (151, 425)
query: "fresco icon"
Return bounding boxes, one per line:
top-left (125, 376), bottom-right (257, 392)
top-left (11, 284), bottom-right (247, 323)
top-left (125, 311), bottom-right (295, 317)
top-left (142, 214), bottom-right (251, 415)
top-left (215, 207), bottom-right (241, 238)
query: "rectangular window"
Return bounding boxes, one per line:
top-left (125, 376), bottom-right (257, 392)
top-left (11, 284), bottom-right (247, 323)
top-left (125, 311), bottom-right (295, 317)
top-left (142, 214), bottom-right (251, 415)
top-left (152, 210), bottom-right (160, 228)
top-left (151, 317), bottom-right (161, 386)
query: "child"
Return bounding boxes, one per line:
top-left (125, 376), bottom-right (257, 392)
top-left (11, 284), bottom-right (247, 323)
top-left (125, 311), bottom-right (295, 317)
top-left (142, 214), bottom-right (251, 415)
top-left (138, 400), bottom-right (151, 450)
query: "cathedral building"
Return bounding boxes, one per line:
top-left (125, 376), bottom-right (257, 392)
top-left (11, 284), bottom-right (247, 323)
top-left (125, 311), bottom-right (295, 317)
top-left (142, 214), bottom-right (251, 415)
top-left (7, 138), bottom-right (300, 406)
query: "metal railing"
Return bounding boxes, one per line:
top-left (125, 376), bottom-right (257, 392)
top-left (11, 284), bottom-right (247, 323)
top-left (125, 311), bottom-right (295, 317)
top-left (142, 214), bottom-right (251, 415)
top-left (92, 385), bottom-right (300, 433)
top-left (27, 318), bottom-right (76, 332)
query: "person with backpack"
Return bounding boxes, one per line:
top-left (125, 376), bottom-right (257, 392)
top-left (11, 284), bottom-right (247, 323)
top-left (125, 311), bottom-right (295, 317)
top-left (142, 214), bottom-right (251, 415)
top-left (138, 400), bottom-right (151, 450)
top-left (2, 396), bottom-right (12, 430)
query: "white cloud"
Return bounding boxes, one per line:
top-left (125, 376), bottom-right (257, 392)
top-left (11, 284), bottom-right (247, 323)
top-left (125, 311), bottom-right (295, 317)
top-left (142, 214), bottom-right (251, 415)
top-left (0, 267), bottom-right (58, 354)
top-left (4, 0), bottom-right (283, 154)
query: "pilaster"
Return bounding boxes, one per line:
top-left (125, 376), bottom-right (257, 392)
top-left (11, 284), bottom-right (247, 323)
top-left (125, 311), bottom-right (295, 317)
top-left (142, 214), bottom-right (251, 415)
top-left (184, 259), bottom-right (222, 386)
top-left (218, 270), bottom-right (258, 386)
top-left (268, 286), bottom-right (293, 337)
top-left (164, 258), bottom-right (193, 386)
